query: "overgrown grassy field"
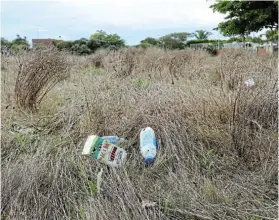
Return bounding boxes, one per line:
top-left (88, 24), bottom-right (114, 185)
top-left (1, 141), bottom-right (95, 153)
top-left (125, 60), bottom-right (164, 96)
top-left (1, 47), bottom-right (278, 220)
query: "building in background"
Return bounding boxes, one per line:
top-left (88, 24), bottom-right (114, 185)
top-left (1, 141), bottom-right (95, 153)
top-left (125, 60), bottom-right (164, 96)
top-left (32, 38), bottom-right (62, 48)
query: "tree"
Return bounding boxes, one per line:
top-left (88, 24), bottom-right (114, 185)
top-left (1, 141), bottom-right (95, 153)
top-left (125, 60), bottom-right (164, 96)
top-left (140, 37), bottom-right (160, 46)
top-left (159, 32), bottom-right (191, 49)
top-left (1, 37), bottom-right (12, 55)
top-left (71, 38), bottom-right (92, 55)
top-left (71, 44), bottom-right (91, 55)
top-left (186, 39), bottom-right (225, 47)
top-left (216, 19), bottom-right (249, 39)
top-left (90, 30), bottom-right (107, 41)
top-left (105, 33), bottom-right (125, 48)
top-left (12, 35), bottom-right (29, 46)
top-left (192, 30), bottom-right (212, 39)
top-left (210, 1), bottom-right (278, 38)
top-left (226, 37), bottom-right (245, 43)
top-left (265, 29), bottom-right (278, 41)
top-left (87, 39), bottom-right (102, 52)
top-left (10, 35), bottom-right (30, 52)
top-left (90, 30), bottom-right (125, 49)
top-left (53, 40), bottom-right (73, 51)
top-left (139, 42), bottom-right (151, 49)
top-left (1, 37), bottom-right (11, 48)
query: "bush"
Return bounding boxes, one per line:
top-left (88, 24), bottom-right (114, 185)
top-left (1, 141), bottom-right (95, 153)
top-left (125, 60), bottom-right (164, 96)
top-left (14, 48), bottom-right (70, 111)
top-left (203, 44), bottom-right (218, 56)
top-left (71, 44), bottom-right (92, 55)
top-left (186, 39), bottom-right (226, 46)
top-left (139, 42), bottom-right (151, 49)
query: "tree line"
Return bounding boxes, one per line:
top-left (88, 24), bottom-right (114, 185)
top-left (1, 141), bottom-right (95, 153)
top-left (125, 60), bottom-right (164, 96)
top-left (1, 1), bottom-right (277, 55)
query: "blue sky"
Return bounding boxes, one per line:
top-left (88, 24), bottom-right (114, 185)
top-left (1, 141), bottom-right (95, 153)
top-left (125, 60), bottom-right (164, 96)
top-left (1, 0), bottom-right (240, 45)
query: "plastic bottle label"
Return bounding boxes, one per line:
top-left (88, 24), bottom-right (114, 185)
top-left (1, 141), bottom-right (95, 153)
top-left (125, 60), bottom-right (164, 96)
top-left (82, 136), bottom-right (126, 167)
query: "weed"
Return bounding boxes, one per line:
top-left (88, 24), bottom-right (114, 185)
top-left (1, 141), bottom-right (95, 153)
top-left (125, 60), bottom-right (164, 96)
top-left (200, 149), bottom-right (216, 170)
top-left (135, 78), bottom-right (150, 88)
top-left (1, 48), bottom-right (277, 220)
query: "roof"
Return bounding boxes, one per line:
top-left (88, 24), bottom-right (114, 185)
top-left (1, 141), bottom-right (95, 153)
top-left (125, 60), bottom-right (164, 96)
top-left (32, 39), bottom-right (55, 47)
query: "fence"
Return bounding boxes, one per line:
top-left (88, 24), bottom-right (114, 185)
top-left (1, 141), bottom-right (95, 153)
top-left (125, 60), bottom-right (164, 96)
top-left (189, 41), bottom-right (278, 55)
top-left (190, 42), bottom-right (257, 50)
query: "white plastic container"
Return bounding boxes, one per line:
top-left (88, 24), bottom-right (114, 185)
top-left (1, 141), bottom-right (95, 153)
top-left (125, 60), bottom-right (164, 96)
top-left (140, 127), bottom-right (158, 164)
top-left (82, 135), bottom-right (127, 168)
top-left (245, 78), bottom-right (255, 87)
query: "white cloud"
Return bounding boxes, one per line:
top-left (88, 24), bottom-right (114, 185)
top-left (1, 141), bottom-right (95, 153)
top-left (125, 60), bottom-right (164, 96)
top-left (2, 0), bottom-right (226, 43)
top-left (37, 0), bottom-right (225, 30)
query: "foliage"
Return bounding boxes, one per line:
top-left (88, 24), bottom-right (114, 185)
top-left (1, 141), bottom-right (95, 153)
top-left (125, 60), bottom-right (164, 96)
top-left (200, 149), bottom-right (216, 170)
top-left (90, 30), bottom-right (125, 49)
top-left (226, 37), bottom-right (244, 43)
top-left (1, 37), bottom-right (11, 48)
top-left (211, 1), bottom-right (278, 37)
top-left (140, 37), bottom-right (161, 46)
top-left (226, 36), bottom-right (264, 43)
top-left (87, 39), bottom-right (103, 51)
top-left (159, 32), bottom-right (191, 49)
top-left (215, 17), bottom-right (249, 39)
top-left (1, 35), bottom-right (30, 53)
top-left (192, 30), bottom-right (212, 39)
top-left (52, 31), bottom-right (125, 55)
top-left (71, 38), bottom-right (92, 55)
top-left (139, 42), bottom-right (151, 49)
top-left (203, 44), bottom-right (217, 56)
top-left (11, 44), bottom-right (29, 53)
top-left (265, 29), bottom-right (278, 41)
top-left (186, 39), bottom-right (225, 46)
top-left (11, 35), bottom-right (29, 47)
top-left (246, 36), bottom-right (264, 43)
top-left (90, 30), bottom-right (107, 41)
top-left (134, 78), bottom-right (150, 87)
top-left (53, 40), bottom-right (73, 51)
top-left (72, 44), bottom-right (91, 55)
top-left (2, 22), bottom-right (273, 57)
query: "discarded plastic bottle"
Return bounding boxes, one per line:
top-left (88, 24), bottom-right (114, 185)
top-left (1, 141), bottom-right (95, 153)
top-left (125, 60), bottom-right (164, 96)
top-left (140, 127), bottom-right (158, 165)
top-left (245, 78), bottom-right (255, 87)
top-left (101, 136), bottom-right (125, 145)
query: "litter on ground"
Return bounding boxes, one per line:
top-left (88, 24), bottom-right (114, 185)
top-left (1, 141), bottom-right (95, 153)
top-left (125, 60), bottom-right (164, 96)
top-left (245, 78), bottom-right (255, 87)
top-left (82, 135), bottom-right (127, 168)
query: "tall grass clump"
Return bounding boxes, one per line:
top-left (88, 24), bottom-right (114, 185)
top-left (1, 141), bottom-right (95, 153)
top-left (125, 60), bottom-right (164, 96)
top-left (14, 48), bottom-right (70, 111)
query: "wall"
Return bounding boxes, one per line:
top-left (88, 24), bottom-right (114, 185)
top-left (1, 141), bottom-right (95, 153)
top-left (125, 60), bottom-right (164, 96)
top-left (216, 46), bottom-right (278, 56)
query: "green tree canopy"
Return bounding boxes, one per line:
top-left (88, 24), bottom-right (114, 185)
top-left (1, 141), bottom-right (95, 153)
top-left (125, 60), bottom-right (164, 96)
top-left (159, 32), bottom-right (191, 49)
top-left (210, 1), bottom-right (278, 38)
top-left (139, 42), bottom-right (151, 49)
top-left (1, 37), bottom-right (11, 48)
top-left (10, 35), bottom-right (30, 52)
top-left (90, 30), bottom-right (107, 41)
top-left (70, 38), bottom-right (91, 55)
top-left (265, 29), bottom-right (278, 41)
top-left (192, 30), bottom-right (212, 39)
top-left (90, 30), bottom-right (125, 49)
top-left (53, 31), bottom-right (126, 55)
top-left (140, 37), bottom-right (160, 46)
top-left (53, 40), bottom-right (73, 50)
top-left (11, 35), bottom-right (29, 46)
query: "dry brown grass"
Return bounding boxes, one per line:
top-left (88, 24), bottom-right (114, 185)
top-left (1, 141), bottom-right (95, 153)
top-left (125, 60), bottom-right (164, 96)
top-left (1, 47), bottom-right (278, 220)
top-left (14, 48), bottom-right (70, 111)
